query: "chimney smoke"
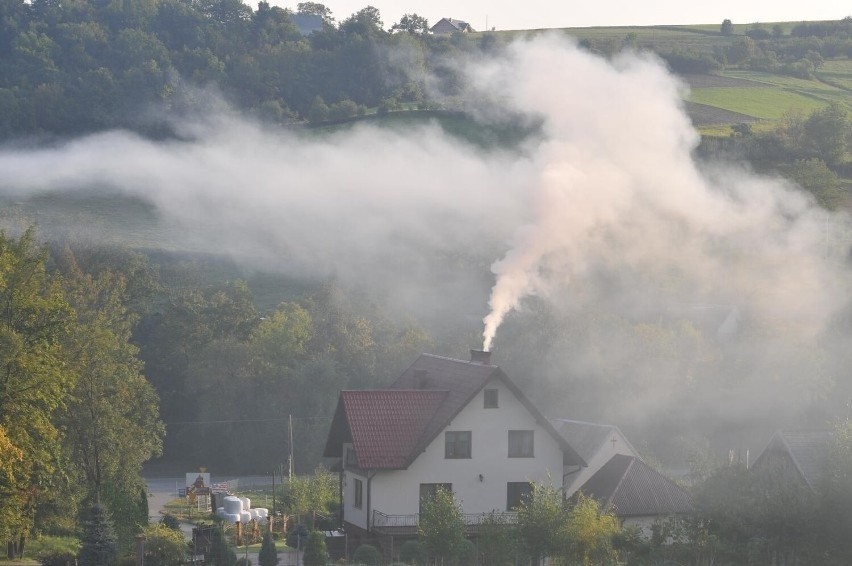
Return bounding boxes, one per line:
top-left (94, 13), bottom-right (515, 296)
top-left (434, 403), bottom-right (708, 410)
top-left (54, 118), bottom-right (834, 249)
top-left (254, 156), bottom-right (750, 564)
top-left (470, 349), bottom-right (492, 365)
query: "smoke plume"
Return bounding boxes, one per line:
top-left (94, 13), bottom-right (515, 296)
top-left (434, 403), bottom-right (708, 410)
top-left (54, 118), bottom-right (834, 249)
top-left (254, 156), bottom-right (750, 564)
top-left (477, 36), bottom-right (847, 351)
top-left (1, 35), bottom-right (850, 446)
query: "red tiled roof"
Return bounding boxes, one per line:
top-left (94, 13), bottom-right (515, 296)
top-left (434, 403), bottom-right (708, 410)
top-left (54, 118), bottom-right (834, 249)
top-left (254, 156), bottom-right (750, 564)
top-left (577, 454), bottom-right (694, 517)
top-left (324, 353), bottom-right (586, 469)
top-left (328, 390), bottom-right (447, 469)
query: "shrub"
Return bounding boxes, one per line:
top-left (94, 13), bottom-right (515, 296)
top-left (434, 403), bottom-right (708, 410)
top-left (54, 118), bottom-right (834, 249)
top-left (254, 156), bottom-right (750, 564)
top-left (352, 543), bottom-right (381, 565)
top-left (398, 540), bottom-right (425, 565)
top-left (258, 530), bottom-right (278, 566)
top-left (458, 539), bottom-right (476, 565)
top-left (302, 531), bottom-right (328, 566)
top-left (160, 514), bottom-right (181, 531)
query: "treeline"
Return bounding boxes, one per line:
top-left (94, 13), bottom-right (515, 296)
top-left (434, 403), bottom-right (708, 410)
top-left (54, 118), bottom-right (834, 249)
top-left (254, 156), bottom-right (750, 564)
top-left (0, 0), bottom-right (488, 138)
top-left (0, 229), bottom-right (163, 559)
top-left (697, 102), bottom-right (851, 208)
top-left (136, 274), bottom-right (437, 473)
top-left (581, 17), bottom-right (852, 77)
top-left (0, 227), bottom-right (442, 559)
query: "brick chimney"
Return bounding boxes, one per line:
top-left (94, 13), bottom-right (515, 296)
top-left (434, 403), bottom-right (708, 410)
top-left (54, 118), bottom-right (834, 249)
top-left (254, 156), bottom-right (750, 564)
top-left (470, 349), bottom-right (492, 365)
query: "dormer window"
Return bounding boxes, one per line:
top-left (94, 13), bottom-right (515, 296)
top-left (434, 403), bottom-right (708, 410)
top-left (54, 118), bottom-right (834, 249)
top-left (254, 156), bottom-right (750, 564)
top-left (484, 389), bottom-right (498, 408)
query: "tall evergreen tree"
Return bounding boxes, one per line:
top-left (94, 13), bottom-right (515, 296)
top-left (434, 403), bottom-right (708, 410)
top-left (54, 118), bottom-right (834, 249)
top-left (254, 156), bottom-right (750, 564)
top-left (78, 504), bottom-right (118, 566)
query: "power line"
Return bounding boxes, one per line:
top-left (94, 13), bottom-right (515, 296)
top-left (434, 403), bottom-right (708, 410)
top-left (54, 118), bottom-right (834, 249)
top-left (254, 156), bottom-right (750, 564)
top-left (166, 416), bottom-right (331, 425)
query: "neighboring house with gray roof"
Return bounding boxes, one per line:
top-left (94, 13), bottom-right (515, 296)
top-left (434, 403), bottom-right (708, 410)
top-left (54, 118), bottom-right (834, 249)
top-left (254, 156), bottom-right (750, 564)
top-left (750, 429), bottom-right (833, 489)
top-left (550, 418), bottom-right (642, 496)
top-left (576, 454), bottom-right (695, 536)
top-left (430, 17), bottom-right (475, 34)
top-left (323, 350), bottom-right (585, 542)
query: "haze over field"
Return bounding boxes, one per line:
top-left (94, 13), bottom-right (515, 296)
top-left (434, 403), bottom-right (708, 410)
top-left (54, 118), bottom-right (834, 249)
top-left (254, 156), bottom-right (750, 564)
top-left (1, 35), bottom-right (850, 442)
top-left (272, 0), bottom-right (848, 33)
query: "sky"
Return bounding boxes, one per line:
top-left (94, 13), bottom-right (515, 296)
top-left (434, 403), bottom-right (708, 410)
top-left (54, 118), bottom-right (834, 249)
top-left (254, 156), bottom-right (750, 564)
top-left (271, 0), bottom-right (848, 31)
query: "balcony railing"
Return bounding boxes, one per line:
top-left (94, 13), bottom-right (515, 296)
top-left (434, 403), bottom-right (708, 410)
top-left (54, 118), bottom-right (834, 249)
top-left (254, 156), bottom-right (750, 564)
top-left (372, 510), bottom-right (518, 530)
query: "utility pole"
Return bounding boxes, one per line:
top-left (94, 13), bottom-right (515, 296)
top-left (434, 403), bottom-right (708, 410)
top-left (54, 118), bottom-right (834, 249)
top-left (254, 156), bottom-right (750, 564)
top-left (288, 414), bottom-right (293, 480)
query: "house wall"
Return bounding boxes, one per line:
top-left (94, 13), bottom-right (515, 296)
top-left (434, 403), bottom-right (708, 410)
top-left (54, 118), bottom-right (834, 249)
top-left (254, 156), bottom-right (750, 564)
top-left (341, 444), bottom-right (370, 530)
top-left (367, 377), bottom-right (564, 519)
top-left (564, 430), bottom-right (639, 496)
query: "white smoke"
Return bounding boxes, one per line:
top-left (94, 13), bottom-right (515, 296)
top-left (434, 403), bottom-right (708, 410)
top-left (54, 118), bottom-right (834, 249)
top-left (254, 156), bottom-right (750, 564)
top-left (0, 34), bottom-right (849, 431)
top-left (477, 36), bottom-right (848, 351)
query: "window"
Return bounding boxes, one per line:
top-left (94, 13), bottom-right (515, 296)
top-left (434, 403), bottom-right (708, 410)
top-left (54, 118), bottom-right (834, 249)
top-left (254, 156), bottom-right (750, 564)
top-left (419, 483), bottom-right (452, 515)
top-left (353, 478), bottom-right (363, 509)
top-left (508, 430), bottom-right (534, 458)
top-left (484, 388), bottom-right (498, 408)
top-left (506, 482), bottom-right (533, 510)
top-left (445, 431), bottom-right (472, 459)
top-left (345, 447), bottom-right (357, 468)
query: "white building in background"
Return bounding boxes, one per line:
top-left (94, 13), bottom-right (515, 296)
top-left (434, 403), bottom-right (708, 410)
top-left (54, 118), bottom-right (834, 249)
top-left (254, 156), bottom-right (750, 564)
top-left (322, 350), bottom-right (586, 539)
top-left (549, 419), bottom-right (642, 496)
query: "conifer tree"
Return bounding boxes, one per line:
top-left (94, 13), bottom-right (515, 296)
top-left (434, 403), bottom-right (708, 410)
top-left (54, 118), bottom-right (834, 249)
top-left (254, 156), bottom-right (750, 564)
top-left (258, 530), bottom-right (278, 566)
top-left (78, 504), bottom-right (118, 566)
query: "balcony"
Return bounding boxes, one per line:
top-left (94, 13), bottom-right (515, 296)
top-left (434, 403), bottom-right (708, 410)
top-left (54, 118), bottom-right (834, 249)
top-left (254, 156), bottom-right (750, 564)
top-left (371, 510), bottom-right (518, 535)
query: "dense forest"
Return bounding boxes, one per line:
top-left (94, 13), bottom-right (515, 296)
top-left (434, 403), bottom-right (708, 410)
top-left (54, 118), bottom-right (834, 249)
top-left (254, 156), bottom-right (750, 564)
top-left (0, 0), bottom-right (850, 136)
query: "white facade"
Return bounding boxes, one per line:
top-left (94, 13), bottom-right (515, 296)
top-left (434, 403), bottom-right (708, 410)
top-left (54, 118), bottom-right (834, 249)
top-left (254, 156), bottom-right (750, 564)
top-left (341, 377), bottom-right (564, 530)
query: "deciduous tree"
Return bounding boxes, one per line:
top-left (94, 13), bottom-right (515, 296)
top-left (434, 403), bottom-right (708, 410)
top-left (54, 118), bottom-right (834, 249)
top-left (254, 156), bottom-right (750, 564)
top-left (417, 487), bottom-right (465, 564)
top-left (0, 228), bottom-right (74, 558)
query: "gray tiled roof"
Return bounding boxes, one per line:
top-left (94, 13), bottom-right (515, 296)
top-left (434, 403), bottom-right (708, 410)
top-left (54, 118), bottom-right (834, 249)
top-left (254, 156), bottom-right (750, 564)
top-left (753, 430), bottom-right (833, 488)
top-left (549, 419), bottom-right (633, 463)
top-left (577, 454), bottom-right (694, 517)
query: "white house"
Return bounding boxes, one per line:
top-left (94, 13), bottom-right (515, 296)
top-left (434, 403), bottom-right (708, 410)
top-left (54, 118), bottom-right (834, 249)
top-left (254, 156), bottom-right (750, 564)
top-left (322, 350), bottom-right (586, 540)
top-left (549, 419), bottom-right (642, 496)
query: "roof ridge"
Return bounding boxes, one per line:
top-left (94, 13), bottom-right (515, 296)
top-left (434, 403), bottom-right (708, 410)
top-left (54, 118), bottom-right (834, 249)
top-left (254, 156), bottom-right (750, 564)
top-left (420, 352), bottom-right (497, 367)
top-left (550, 418), bottom-right (616, 428)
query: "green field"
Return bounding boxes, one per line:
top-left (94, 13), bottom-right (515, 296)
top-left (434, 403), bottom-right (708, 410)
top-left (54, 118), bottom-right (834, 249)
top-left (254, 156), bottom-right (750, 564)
top-left (817, 59), bottom-right (852, 91)
top-left (688, 86), bottom-right (828, 119)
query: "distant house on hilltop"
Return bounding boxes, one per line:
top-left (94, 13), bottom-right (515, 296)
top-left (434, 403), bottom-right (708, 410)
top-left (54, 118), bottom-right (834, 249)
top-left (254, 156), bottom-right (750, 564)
top-left (430, 17), bottom-right (475, 34)
top-left (751, 429), bottom-right (833, 489)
